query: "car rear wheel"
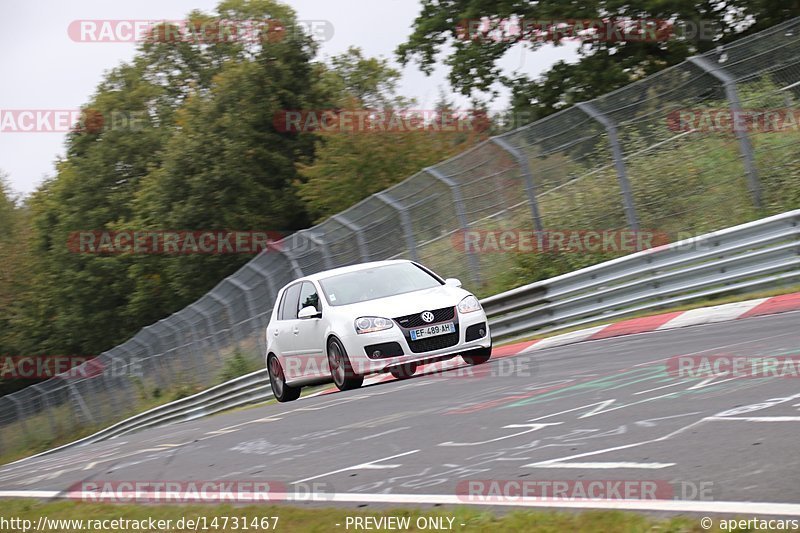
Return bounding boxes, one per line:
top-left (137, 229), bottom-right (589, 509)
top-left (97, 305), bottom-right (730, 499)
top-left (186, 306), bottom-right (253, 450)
top-left (461, 344), bottom-right (492, 365)
top-left (327, 338), bottom-right (364, 391)
top-left (389, 362), bottom-right (417, 380)
top-left (267, 354), bottom-right (301, 402)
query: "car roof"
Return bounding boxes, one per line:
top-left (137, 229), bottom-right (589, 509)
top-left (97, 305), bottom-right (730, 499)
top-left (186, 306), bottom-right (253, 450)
top-left (296, 259), bottom-right (414, 284)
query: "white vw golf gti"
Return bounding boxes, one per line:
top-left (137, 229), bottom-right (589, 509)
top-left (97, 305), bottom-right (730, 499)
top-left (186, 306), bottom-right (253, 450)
top-left (265, 260), bottom-right (491, 402)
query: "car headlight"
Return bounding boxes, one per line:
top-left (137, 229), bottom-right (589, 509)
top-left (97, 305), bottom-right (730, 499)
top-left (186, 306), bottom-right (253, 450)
top-left (457, 295), bottom-right (482, 314)
top-left (355, 316), bottom-right (394, 334)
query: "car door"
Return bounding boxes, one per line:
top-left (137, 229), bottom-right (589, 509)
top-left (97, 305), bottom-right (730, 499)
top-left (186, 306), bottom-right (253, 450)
top-left (292, 281), bottom-right (328, 378)
top-left (271, 282), bottom-right (302, 379)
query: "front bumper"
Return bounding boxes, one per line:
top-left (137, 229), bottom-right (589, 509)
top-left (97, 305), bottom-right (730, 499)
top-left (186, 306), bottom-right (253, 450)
top-left (339, 307), bottom-right (491, 376)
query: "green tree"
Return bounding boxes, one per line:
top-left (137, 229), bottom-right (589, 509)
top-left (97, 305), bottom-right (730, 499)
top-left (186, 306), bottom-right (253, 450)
top-left (397, 0), bottom-right (800, 119)
top-left (296, 49), bottom-right (485, 222)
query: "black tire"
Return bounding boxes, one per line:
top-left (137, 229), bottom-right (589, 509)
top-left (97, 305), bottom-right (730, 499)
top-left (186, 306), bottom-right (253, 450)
top-left (389, 362), bottom-right (417, 380)
top-left (327, 337), bottom-right (364, 391)
top-left (267, 354), bottom-right (302, 402)
top-left (461, 344), bottom-right (492, 365)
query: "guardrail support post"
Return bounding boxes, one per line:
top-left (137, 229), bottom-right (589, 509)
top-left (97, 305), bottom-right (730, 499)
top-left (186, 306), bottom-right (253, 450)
top-left (375, 192), bottom-right (419, 262)
top-left (575, 101), bottom-right (640, 233)
top-left (688, 56), bottom-right (762, 208)
top-left (490, 135), bottom-right (545, 246)
top-left (332, 214), bottom-right (370, 263)
top-left (424, 166), bottom-right (482, 284)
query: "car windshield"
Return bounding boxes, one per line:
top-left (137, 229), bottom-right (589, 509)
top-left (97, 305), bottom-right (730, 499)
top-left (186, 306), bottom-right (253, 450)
top-left (319, 263), bottom-right (442, 306)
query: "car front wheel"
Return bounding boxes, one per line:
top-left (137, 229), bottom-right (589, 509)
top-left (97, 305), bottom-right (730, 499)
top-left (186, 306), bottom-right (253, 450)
top-left (461, 344), bottom-right (492, 365)
top-left (267, 354), bottom-right (302, 402)
top-left (389, 362), bottom-right (417, 380)
top-left (327, 337), bottom-right (364, 391)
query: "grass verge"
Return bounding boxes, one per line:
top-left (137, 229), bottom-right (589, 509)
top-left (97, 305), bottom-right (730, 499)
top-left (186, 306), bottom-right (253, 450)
top-left (0, 499), bottom-right (720, 532)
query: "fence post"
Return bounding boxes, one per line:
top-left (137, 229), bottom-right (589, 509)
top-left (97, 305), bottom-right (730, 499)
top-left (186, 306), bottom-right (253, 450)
top-left (209, 291), bottom-right (241, 352)
top-left (375, 192), bottom-right (419, 262)
top-left (688, 55), bottom-right (762, 208)
top-left (189, 303), bottom-right (223, 361)
top-left (247, 262), bottom-right (277, 302)
top-left (225, 277), bottom-right (264, 355)
top-left (297, 229), bottom-right (333, 270)
top-left (273, 241), bottom-right (304, 278)
top-left (575, 101), bottom-right (640, 233)
top-left (66, 381), bottom-right (95, 426)
top-left (332, 214), bottom-right (370, 263)
top-left (7, 395), bottom-right (30, 443)
top-left (490, 135), bottom-right (545, 244)
top-left (424, 166), bottom-right (481, 284)
top-left (134, 330), bottom-right (168, 390)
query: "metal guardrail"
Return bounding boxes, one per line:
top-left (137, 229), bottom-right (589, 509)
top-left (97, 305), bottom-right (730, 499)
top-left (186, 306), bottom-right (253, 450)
top-left (483, 210), bottom-right (800, 341)
top-left (19, 210), bottom-right (797, 460)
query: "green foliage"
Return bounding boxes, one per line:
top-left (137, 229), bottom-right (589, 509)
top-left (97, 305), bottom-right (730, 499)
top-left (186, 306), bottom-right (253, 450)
top-left (218, 350), bottom-right (261, 383)
top-left (398, 0), bottom-right (800, 119)
top-left (295, 48), bottom-right (486, 222)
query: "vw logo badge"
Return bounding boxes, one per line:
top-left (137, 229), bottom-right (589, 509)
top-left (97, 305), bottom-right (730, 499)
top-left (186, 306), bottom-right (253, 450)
top-left (421, 311), bottom-right (435, 323)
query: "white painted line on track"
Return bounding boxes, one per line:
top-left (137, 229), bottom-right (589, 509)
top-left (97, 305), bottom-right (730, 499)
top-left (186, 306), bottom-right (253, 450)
top-left (526, 462), bottom-right (675, 469)
top-left (355, 427), bottom-right (411, 441)
top-left (3, 490), bottom-right (800, 516)
top-left (291, 449), bottom-right (421, 484)
top-left (706, 416), bottom-right (800, 422)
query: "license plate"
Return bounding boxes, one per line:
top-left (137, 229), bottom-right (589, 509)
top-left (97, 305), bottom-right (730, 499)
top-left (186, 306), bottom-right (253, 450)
top-left (410, 322), bottom-right (455, 340)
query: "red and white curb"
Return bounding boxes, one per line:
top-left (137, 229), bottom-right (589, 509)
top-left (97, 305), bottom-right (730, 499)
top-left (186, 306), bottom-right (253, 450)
top-left (518, 291), bottom-right (800, 355)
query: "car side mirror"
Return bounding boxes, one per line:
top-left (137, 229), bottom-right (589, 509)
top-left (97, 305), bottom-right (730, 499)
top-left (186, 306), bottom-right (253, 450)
top-left (298, 306), bottom-right (321, 319)
top-left (444, 278), bottom-right (462, 288)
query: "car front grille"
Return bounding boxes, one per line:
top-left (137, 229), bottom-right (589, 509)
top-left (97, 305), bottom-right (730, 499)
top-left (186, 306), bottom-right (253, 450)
top-left (406, 325), bottom-right (460, 353)
top-left (393, 306), bottom-right (456, 329)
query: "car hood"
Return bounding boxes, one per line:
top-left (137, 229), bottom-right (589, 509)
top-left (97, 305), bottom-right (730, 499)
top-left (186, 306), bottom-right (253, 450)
top-left (333, 285), bottom-right (472, 318)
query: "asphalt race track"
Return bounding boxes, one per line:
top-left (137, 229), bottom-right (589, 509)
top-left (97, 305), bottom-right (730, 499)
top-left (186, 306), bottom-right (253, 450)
top-left (1, 311), bottom-right (800, 515)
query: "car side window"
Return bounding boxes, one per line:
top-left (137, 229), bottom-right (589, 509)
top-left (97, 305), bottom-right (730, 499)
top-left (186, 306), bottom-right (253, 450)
top-left (298, 281), bottom-right (321, 314)
top-left (279, 283), bottom-right (302, 320)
